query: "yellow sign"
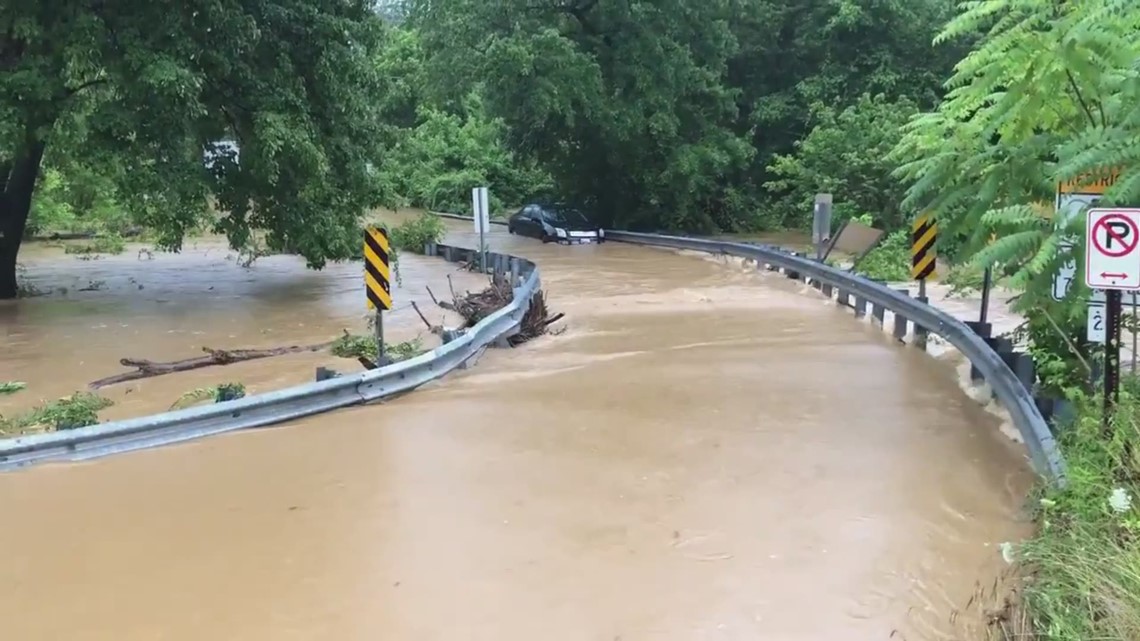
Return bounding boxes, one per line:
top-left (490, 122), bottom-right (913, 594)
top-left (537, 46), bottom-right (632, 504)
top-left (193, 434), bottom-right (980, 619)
top-left (364, 227), bottom-right (392, 310)
top-left (1058, 169), bottom-right (1120, 195)
top-left (911, 214), bottom-right (937, 280)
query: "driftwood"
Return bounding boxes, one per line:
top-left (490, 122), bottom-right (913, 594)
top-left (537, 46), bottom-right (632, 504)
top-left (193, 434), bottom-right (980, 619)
top-left (89, 341), bottom-right (336, 389)
top-left (29, 228), bottom-right (145, 242)
top-left (427, 275), bottom-right (564, 345)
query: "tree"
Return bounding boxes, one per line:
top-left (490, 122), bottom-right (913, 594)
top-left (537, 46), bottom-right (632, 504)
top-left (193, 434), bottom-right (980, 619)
top-left (404, 0), bottom-right (965, 234)
top-left (765, 93), bottom-right (920, 230)
top-left (407, 0), bottom-right (756, 232)
top-left (0, 0), bottom-right (388, 298)
top-left (891, 0), bottom-right (1140, 391)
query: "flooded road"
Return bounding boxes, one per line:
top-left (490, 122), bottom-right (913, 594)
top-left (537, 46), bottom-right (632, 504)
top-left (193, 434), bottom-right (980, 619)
top-left (0, 216), bottom-right (1032, 640)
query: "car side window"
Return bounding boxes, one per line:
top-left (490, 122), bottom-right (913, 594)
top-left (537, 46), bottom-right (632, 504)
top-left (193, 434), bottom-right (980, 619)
top-left (524, 205), bottom-right (541, 220)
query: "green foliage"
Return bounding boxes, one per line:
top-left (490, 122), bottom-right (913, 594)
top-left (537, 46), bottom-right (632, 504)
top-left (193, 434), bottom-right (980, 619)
top-left (892, 0), bottom-right (1140, 298)
top-left (1, 0), bottom-right (393, 298)
top-left (368, 29), bottom-right (552, 214)
top-left (1010, 391), bottom-right (1140, 641)
top-left (63, 234), bottom-right (126, 256)
top-left (942, 262), bottom-right (987, 297)
top-left (853, 230), bottom-right (910, 281)
top-left (0, 392), bottom-right (113, 435)
top-left (765, 94), bottom-right (921, 231)
top-left (24, 163), bottom-right (133, 237)
top-left (405, 0), bottom-right (961, 233)
top-left (331, 332), bottom-right (423, 362)
top-left (389, 213), bottom-right (446, 255)
top-left (169, 382), bottom-right (247, 410)
top-left (0, 381), bottom-right (27, 395)
top-left (378, 94), bottom-right (553, 213)
top-left (888, 5), bottom-right (1140, 636)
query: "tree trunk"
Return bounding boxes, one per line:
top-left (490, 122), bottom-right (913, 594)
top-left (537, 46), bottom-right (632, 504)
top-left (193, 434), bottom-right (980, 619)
top-left (0, 139), bottom-right (46, 299)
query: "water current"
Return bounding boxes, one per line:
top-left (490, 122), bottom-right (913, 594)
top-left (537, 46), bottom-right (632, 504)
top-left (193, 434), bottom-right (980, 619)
top-left (0, 212), bottom-right (1032, 640)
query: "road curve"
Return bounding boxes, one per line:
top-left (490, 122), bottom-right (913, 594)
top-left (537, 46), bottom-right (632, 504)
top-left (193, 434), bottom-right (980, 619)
top-left (0, 216), bottom-right (1032, 640)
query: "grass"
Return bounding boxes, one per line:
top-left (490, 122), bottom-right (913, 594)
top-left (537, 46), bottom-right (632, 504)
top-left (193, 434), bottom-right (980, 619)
top-left (0, 392), bottom-right (114, 435)
top-left (169, 382), bottom-right (247, 410)
top-left (991, 388), bottom-right (1140, 640)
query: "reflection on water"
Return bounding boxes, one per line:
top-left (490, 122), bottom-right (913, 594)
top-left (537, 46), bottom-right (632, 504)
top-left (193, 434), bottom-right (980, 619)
top-left (0, 214), bottom-right (1031, 640)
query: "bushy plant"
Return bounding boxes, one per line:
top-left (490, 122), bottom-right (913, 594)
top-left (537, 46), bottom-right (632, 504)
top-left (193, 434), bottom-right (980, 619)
top-left (0, 392), bottom-right (113, 434)
top-left (389, 213), bottom-right (446, 255)
top-left (854, 229), bottom-right (910, 281)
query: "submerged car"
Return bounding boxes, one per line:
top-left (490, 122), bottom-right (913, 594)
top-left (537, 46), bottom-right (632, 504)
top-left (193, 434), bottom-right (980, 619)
top-left (507, 204), bottom-right (605, 244)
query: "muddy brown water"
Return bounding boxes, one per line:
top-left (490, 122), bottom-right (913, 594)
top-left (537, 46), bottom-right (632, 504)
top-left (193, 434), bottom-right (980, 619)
top-left (1, 225), bottom-right (484, 421)
top-left (0, 213), bottom-right (1032, 640)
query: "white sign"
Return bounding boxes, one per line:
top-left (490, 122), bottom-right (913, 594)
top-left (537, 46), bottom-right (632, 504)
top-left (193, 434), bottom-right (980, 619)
top-left (1085, 208), bottom-right (1140, 290)
top-left (471, 186), bottom-right (490, 235)
top-left (1051, 241), bottom-right (1077, 301)
top-left (1090, 288), bottom-right (1139, 306)
top-left (1057, 193), bottom-right (1101, 225)
top-left (1051, 189), bottom-right (1100, 300)
top-left (1088, 302), bottom-right (1106, 343)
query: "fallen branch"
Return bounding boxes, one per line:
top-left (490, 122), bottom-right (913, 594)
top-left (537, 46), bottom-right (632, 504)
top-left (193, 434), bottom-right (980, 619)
top-left (89, 341), bottom-right (335, 389)
top-left (411, 300), bottom-right (445, 336)
top-left (431, 274), bottom-right (564, 345)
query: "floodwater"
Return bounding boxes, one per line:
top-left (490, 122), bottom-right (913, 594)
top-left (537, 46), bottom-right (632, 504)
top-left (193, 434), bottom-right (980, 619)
top-left (0, 214), bottom-right (1033, 640)
top-left (0, 221), bottom-right (484, 421)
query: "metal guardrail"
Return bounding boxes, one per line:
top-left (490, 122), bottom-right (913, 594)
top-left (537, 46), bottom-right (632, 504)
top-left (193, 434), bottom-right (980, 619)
top-left (425, 209), bottom-right (1064, 482)
top-left (0, 244), bottom-right (540, 471)
top-left (603, 230), bottom-right (1066, 483)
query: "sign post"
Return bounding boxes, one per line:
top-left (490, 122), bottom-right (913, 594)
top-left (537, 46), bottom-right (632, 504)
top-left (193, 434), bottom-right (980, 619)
top-left (364, 226), bottom-right (393, 366)
top-left (1084, 207), bottom-right (1140, 421)
top-left (813, 193), bottom-right (832, 261)
top-left (911, 213), bottom-right (937, 348)
top-left (978, 233), bottom-right (996, 324)
top-left (472, 186), bottom-right (490, 273)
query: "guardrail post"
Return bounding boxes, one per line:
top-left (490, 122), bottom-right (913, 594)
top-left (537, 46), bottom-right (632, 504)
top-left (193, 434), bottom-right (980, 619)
top-left (821, 283), bottom-right (833, 297)
top-left (964, 321), bottom-right (993, 382)
top-left (987, 336), bottom-right (1013, 354)
top-left (892, 288), bottom-right (909, 341)
top-left (837, 289), bottom-right (850, 307)
top-left (854, 295), bottom-right (867, 318)
top-left (425, 242), bottom-right (438, 257)
top-left (914, 286), bottom-right (930, 349)
top-left (999, 350), bottom-right (1036, 392)
top-left (872, 302), bottom-right (885, 326)
top-left (510, 257), bottom-right (520, 286)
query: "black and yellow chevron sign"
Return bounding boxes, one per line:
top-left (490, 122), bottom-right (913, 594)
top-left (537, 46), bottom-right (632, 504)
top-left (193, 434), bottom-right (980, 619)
top-left (364, 227), bottom-right (392, 311)
top-left (910, 213), bottom-right (937, 280)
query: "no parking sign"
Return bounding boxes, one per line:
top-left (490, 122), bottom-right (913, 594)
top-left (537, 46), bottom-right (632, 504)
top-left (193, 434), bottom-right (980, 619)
top-left (1085, 208), bottom-right (1140, 290)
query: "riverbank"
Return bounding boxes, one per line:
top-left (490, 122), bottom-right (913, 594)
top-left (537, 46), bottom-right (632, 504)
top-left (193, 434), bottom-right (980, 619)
top-left (985, 394), bottom-right (1140, 640)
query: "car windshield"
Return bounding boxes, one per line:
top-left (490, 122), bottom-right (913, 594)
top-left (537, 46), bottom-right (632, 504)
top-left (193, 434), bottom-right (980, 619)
top-left (545, 208), bottom-right (589, 225)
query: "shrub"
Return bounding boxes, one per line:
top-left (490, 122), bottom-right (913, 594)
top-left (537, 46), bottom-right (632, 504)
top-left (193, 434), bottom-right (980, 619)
top-left (0, 392), bottom-right (113, 434)
top-left (389, 213), bottom-right (446, 255)
top-left (854, 229), bottom-right (910, 281)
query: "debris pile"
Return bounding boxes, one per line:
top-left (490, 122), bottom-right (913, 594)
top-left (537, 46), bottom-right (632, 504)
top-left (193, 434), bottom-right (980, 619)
top-left (425, 274), bottom-right (564, 345)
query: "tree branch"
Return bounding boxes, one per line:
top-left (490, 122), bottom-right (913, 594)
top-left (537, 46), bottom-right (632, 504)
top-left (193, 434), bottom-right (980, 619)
top-left (65, 77), bottom-right (109, 96)
top-left (1065, 69), bottom-right (1098, 129)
